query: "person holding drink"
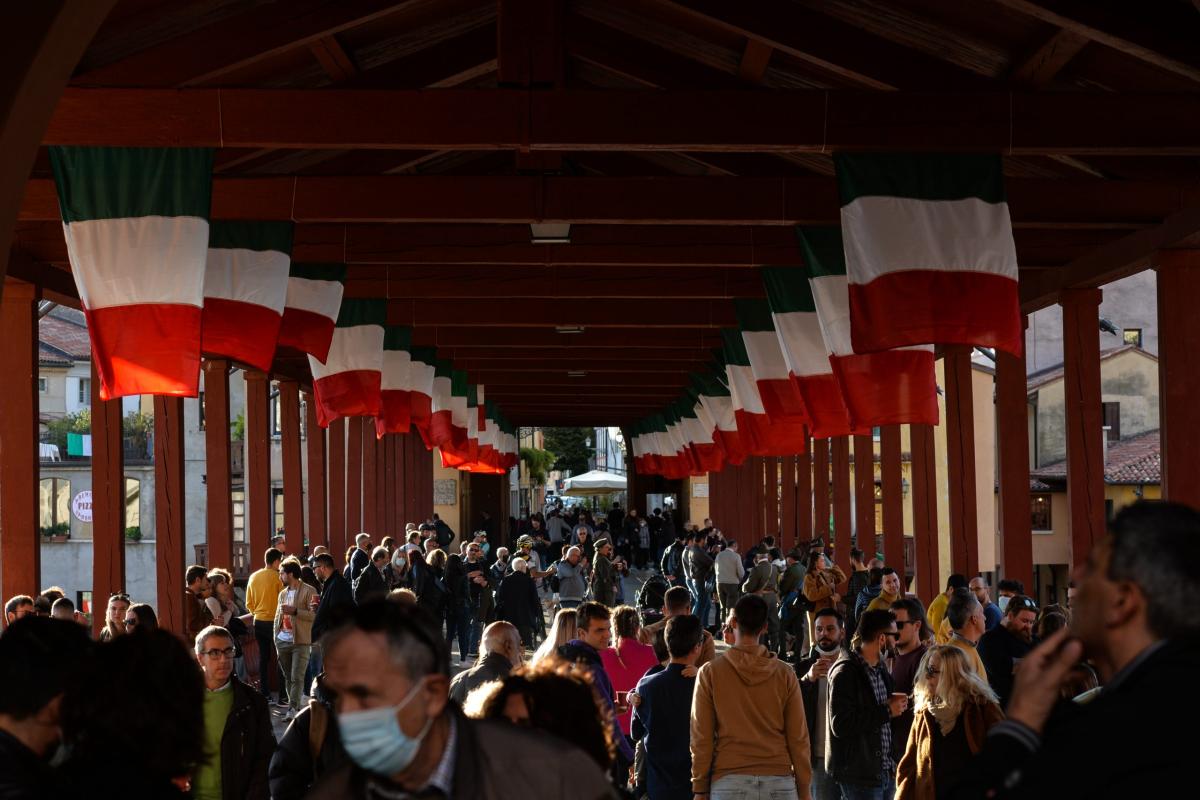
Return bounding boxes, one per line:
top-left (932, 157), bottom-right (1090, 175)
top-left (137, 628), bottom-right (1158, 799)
top-left (796, 608), bottom-right (848, 800)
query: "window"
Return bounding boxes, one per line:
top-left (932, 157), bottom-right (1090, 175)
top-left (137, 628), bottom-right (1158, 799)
top-left (1123, 328), bottom-right (1143, 348)
top-left (1031, 493), bottom-right (1052, 531)
top-left (1102, 402), bottom-right (1121, 442)
top-left (272, 488), bottom-right (285, 537)
top-left (232, 490), bottom-right (246, 542)
top-left (198, 391), bottom-right (206, 431)
top-left (78, 377), bottom-right (91, 407)
top-left (38, 377), bottom-right (47, 393)
top-left (271, 389), bottom-right (283, 439)
top-left (124, 478), bottom-right (140, 530)
top-left (39, 478), bottom-right (71, 532)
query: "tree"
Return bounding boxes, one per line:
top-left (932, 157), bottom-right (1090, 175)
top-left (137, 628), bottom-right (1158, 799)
top-left (542, 427), bottom-right (592, 476)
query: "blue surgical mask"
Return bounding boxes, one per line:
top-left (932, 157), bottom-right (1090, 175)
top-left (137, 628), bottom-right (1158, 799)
top-left (482, 542), bottom-right (490, 555)
top-left (337, 679), bottom-right (433, 776)
top-left (998, 595), bottom-right (1011, 613)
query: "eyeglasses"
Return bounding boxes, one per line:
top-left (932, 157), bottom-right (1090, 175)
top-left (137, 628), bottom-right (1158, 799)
top-left (883, 631), bottom-right (899, 639)
top-left (200, 647), bottom-right (236, 660)
top-left (124, 618), bottom-right (138, 627)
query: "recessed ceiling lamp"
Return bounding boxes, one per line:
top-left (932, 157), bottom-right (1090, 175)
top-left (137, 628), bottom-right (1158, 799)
top-left (567, 370), bottom-right (587, 378)
top-left (530, 222), bottom-right (571, 244)
top-left (555, 325), bottom-right (585, 334)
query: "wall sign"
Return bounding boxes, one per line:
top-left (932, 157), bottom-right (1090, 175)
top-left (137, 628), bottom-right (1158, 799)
top-left (71, 490), bottom-right (93, 523)
top-left (434, 479), bottom-right (458, 506)
top-left (692, 482), bottom-right (709, 498)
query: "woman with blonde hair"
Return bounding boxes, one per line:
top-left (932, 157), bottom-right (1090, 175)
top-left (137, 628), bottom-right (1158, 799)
top-left (532, 607), bottom-right (577, 665)
top-left (896, 645), bottom-right (1005, 800)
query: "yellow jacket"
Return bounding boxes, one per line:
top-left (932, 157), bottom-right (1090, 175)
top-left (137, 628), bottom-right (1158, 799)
top-left (246, 567), bottom-right (283, 622)
top-left (926, 592), bottom-right (950, 638)
top-left (946, 634), bottom-right (987, 678)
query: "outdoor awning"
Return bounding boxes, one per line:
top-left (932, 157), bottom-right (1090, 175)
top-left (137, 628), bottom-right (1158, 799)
top-left (561, 470), bottom-right (627, 496)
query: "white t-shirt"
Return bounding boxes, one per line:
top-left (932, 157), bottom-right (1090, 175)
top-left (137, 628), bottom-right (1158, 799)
top-left (277, 589), bottom-right (297, 642)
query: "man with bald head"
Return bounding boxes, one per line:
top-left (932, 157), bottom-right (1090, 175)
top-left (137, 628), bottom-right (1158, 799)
top-left (448, 621), bottom-right (522, 704)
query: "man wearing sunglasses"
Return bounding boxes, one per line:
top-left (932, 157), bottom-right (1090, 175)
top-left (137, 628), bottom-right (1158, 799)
top-left (976, 595), bottom-right (1039, 709)
top-left (827, 609), bottom-right (907, 800)
top-left (194, 625), bottom-right (275, 800)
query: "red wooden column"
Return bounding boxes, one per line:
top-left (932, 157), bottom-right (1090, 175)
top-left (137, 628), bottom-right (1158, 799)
top-left (910, 424), bottom-right (940, 606)
top-left (813, 439), bottom-right (830, 542)
top-left (153, 396), bottom-right (186, 633)
top-left (375, 433), bottom-right (387, 538)
top-left (780, 455), bottom-right (797, 549)
top-left (749, 457), bottom-right (765, 542)
top-left (764, 456), bottom-right (778, 536)
top-left (395, 433), bottom-right (411, 525)
top-left (327, 417), bottom-right (347, 563)
top-left (879, 425), bottom-right (905, 572)
top-left (91, 362), bottom-right (125, 635)
top-left (996, 323), bottom-right (1034, 591)
top-left (1061, 289), bottom-right (1106, 570)
top-left (362, 423), bottom-right (378, 535)
top-left (278, 380), bottom-right (305, 556)
top-left (417, 442), bottom-right (434, 521)
top-left (798, 435), bottom-right (813, 545)
top-left (202, 360), bottom-right (233, 569)
top-left (944, 346), bottom-right (980, 577)
top-left (304, 393), bottom-right (327, 551)
top-left (346, 416), bottom-right (364, 538)
top-left (383, 435), bottom-right (396, 539)
top-left (244, 371), bottom-right (272, 560)
top-left (1156, 251), bottom-right (1200, 501)
top-left (831, 437), bottom-right (852, 583)
top-left (853, 434), bottom-right (875, 552)
top-left (0, 280), bottom-right (39, 598)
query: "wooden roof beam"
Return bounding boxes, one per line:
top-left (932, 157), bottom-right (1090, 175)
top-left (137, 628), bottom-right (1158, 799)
top-left (395, 298), bottom-right (735, 327)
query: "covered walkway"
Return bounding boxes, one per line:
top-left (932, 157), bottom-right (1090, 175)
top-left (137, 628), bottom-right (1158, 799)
top-left (3, 0), bottom-right (1200, 630)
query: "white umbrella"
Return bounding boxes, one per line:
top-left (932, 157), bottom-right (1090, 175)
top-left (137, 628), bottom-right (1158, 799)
top-left (561, 469), bottom-right (627, 496)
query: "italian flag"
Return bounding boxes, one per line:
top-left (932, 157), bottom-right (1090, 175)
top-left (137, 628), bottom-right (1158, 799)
top-left (308, 299), bottom-right (385, 427)
top-left (836, 153), bottom-right (1022, 356)
top-left (278, 263), bottom-right (345, 362)
top-left (428, 363), bottom-right (469, 450)
top-left (50, 147), bottom-right (213, 399)
top-left (203, 221), bottom-right (292, 372)
top-left (691, 370), bottom-right (746, 466)
top-left (760, 263), bottom-right (855, 438)
top-left (798, 227), bottom-right (939, 428)
top-left (374, 326), bottom-right (412, 438)
top-left (735, 298), bottom-right (809, 423)
top-left (722, 329), bottom-right (808, 456)
top-left (408, 347), bottom-right (438, 446)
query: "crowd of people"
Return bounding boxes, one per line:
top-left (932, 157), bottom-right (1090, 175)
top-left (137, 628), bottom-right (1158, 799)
top-left (0, 500), bottom-right (1194, 799)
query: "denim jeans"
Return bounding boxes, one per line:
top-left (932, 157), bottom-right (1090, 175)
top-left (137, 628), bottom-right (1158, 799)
top-left (446, 605), bottom-right (472, 662)
top-left (275, 640), bottom-right (311, 713)
top-left (811, 763), bottom-right (838, 800)
top-left (694, 579), bottom-right (714, 628)
top-left (711, 774), bottom-right (799, 800)
top-left (838, 772), bottom-right (895, 800)
top-left (253, 619), bottom-right (283, 700)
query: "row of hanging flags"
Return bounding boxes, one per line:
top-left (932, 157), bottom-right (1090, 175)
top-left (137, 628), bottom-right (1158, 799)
top-left (631, 152), bottom-right (1022, 478)
top-left (48, 147), bottom-right (517, 475)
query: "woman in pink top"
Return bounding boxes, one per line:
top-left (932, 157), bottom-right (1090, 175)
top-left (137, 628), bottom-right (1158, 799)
top-left (600, 605), bottom-right (661, 737)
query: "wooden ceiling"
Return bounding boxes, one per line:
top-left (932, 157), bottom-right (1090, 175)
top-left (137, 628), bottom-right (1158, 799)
top-left (13, 0), bottom-right (1200, 425)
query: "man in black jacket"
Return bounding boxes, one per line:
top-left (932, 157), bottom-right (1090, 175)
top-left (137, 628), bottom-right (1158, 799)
top-left (953, 501), bottom-right (1200, 799)
top-left (496, 558), bottom-right (541, 648)
top-left (195, 625), bottom-right (275, 800)
top-left (661, 533), bottom-right (687, 585)
top-left (827, 609), bottom-right (907, 800)
top-left (312, 553), bottom-right (355, 642)
top-left (795, 608), bottom-right (846, 800)
top-left (976, 594), bottom-right (1038, 709)
top-left (448, 621), bottom-right (522, 704)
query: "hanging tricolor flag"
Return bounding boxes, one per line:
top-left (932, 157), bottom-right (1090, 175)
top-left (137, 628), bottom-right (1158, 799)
top-left (835, 153), bottom-right (1022, 355)
top-left (49, 147), bottom-right (214, 399)
top-left (408, 347), bottom-right (438, 444)
top-left (721, 330), bottom-right (808, 456)
top-left (691, 370), bottom-right (746, 466)
top-left (278, 263), bottom-right (346, 362)
top-left (203, 221), bottom-right (292, 372)
top-left (760, 264), bottom-right (856, 438)
top-left (308, 299), bottom-right (386, 427)
top-left (427, 360), bottom-right (461, 450)
top-left (735, 299), bottom-right (809, 423)
top-left (680, 390), bottom-right (724, 473)
top-left (375, 326), bottom-right (413, 437)
top-left (797, 227), bottom-right (939, 428)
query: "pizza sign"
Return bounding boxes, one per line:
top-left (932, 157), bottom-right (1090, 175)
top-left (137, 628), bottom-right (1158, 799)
top-left (71, 490), bottom-right (93, 523)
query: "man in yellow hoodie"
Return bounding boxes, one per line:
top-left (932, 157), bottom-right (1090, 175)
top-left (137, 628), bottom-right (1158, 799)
top-left (925, 573), bottom-right (967, 644)
top-left (691, 594), bottom-right (812, 800)
top-left (245, 547), bottom-right (284, 703)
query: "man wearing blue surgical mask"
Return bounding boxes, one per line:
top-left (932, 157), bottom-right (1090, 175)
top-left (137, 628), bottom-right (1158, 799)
top-left (308, 600), bottom-right (616, 799)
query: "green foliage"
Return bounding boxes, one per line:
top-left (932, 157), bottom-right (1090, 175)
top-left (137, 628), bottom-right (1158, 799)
top-left (542, 427), bottom-right (592, 476)
top-left (43, 409), bottom-right (91, 453)
top-left (519, 447), bottom-right (557, 485)
top-left (124, 525), bottom-right (142, 541)
top-left (40, 522), bottom-right (70, 538)
top-left (231, 412), bottom-right (246, 441)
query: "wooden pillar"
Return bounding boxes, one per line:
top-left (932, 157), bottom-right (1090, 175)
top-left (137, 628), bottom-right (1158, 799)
top-left (396, 432), bottom-right (411, 525)
top-left (750, 457), bottom-right (764, 541)
top-left (853, 434), bottom-right (875, 552)
top-left (0, 280), bottom-right (39, 598)
top-left (910, 424), bottom-right (940, 606)
top-left (1156, 251), bottom-right (1200, 501)
top-left (780, 455), bottom-right (797, 549)
top-left (831, 437), bottom-right (851, 583)
top-left (90, 362), bottom-right (125, 636)
top-left (375, 433), bottom-right (387, 538)
top-left (279, 380), bottom-right (305, 556)
top-left (798, 434), bottom-right (813, 544)
top-left (996, 337), bottom-right (1034, 594)
top-left (327, 417), bottom-right (347, 565)
top-left (202, 359), bottom-right (233, 569)
top-left (153, 397), bottom-right (186, 633)
top-left (764, 457), bottom-right (778, 536)
top-left (304, 392), bottom-right (327, 551)
top-left (244, 372), bottom-right (272, 560)
top-left (944, 346), bottom-right (980, 577)
top-left (418, 441), bottom-right (434, 521)
top-left (1061, 289), bottom-right (1106, 570)
top-left (362, 423), bottom-right (378, 535)
top-left (880, 425), bottom-right (905, 572)
top-left (346, 416), bottom-right (363, 538)
top-left (813, 438), bottom-right (830, 542)
top-left (383, 435), bottom-right (396, 539)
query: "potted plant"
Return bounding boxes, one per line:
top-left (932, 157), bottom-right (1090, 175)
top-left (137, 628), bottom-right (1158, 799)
top-left (40, 522), bottom-right (71, 543)
top-left (124, 525), bottom-right (142, 542)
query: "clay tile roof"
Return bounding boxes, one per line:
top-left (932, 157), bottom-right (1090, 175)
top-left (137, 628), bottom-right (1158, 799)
top-left (38, 341), bottom-right (72, 367)
top-left (1030, 429), bottom-right (1160, 486)
top-left (38, 312), bottom-right (90, 361)
top-left (1026, 345), bottom-right (1157, 393)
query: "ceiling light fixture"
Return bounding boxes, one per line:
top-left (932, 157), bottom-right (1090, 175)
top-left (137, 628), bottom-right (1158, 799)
top-left (530, 222), bottom-right (571, 244)
top-left (555, 325), bottom-right (585, 334)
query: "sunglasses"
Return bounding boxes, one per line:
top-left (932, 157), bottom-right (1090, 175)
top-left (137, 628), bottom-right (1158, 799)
top-left (882, 631), bottom-right (899, 639)
top-left (123, 618), bottom-right (138, 627)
